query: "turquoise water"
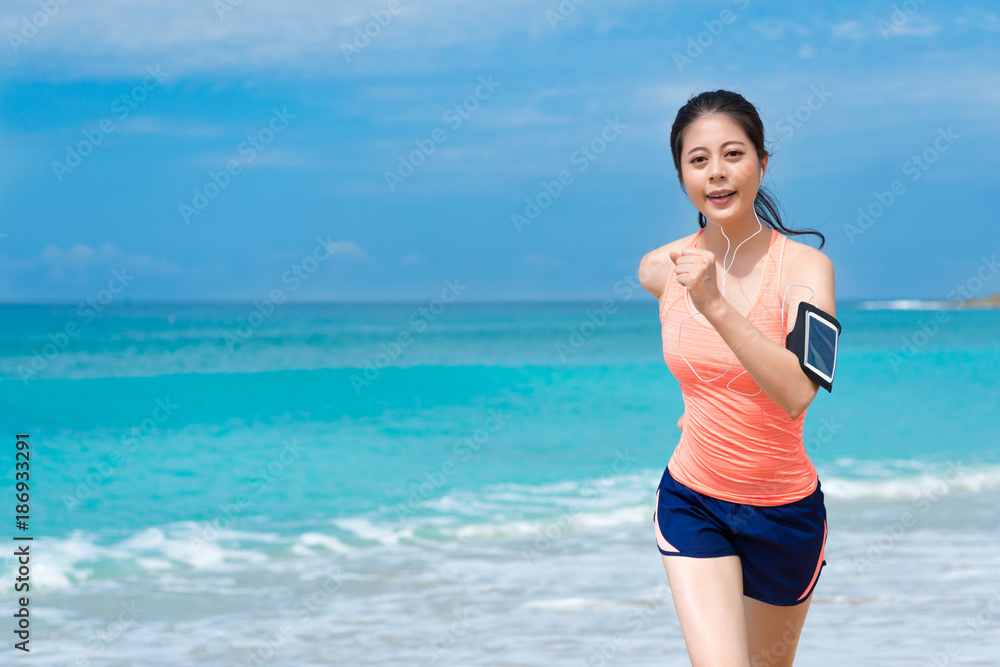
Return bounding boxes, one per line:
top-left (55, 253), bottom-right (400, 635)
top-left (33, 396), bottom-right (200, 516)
top-left (1, 301), bottom-right (998, 665)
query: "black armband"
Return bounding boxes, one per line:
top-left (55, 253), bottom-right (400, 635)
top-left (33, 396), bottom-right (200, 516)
top-left (785, 301), bottom-right (841, 392)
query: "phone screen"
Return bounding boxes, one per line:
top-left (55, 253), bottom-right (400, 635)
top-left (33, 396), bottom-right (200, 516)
top-left (804, 311), bottom-right (838, 382)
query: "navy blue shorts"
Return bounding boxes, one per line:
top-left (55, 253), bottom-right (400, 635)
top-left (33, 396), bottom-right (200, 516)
top-left (653, 464), bottom-right (828, 606)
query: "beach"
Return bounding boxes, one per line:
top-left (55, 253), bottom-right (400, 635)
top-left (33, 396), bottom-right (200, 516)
top-left (1, 300), bottom-right (998, 665)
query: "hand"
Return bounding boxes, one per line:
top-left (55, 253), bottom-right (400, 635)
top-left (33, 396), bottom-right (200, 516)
top-left (668, 247), bottom-right (723, 316)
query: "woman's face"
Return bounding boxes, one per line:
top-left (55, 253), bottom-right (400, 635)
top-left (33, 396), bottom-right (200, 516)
top-left (678, 113), bottom-right (767, 226)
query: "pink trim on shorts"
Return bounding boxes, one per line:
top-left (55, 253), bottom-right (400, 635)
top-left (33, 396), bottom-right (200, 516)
top-left (654, 489), bottom-right (680, 553)
top-left (797, 519), bottom-right (827, 601)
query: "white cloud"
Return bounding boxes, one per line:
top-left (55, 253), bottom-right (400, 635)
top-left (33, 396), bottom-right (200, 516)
top-left (879, 16), bottom-right (942, 39)
top-left (829, 21), bottom-right (868, 41)
top-left (37, 243), bottom-right (179, 282)
top-left (476, 107), bottom-right (576, 128)
top-left (0, 0), bottom-right (566, 78)
top-left (748, 17), bottom-right (812, 41)
top-left (117, 117), bottom-right (227, 139)
top-left (630, 81), bottom-right (707, 120)
top-left (192, 147), bottom-right (327, 170)
top-left (971, 12), bottom-right (1000, 32)
top-left (330, 240), bottom-right (371, 261)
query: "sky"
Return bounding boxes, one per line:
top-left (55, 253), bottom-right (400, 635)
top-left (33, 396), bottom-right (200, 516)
top-left (1, 0), bottom-right (998, 303)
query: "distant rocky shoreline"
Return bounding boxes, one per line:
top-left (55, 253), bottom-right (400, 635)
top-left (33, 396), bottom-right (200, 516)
top-left (949, 293), bottom-right (1000, 308)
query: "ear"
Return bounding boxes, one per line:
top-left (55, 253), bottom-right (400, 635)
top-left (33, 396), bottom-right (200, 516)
top-left (760, 154), bottom-right (769, 181)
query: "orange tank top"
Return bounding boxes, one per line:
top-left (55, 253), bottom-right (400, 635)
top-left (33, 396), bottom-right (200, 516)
top-left (660, 227), bottom-right (818, 506)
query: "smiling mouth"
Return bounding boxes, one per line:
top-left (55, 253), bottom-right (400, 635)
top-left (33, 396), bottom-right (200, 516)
top-left (707, 191), bottom-right (736, 199)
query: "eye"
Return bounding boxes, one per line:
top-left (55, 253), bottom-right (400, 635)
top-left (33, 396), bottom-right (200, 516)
top-left (726, 150), bottom-right (743, 157)
top-left (689, 156), bottom-right (706, 164)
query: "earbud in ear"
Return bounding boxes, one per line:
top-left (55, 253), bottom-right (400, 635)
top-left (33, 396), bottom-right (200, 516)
top-left (759, 169), bottom-right (764, 183)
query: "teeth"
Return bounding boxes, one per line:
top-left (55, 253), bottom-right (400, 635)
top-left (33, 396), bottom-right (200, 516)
top-left (709, 192), bottom-right (735, 199)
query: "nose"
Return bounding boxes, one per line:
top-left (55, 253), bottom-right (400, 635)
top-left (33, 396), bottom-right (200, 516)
top-left (708, 158), bottom-right (726, 181)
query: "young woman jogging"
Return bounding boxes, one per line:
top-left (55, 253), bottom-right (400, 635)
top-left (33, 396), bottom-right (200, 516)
top-left (639, 89), bottom-right (838, 667)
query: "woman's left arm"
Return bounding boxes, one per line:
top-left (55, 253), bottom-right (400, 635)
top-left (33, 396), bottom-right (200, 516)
top-left (670, 245), bottom-right (835, 419)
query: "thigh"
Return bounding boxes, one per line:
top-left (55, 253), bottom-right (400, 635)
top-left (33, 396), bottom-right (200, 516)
top-left (661, 554), bottom-right (750, 667)
top-left (733, 485), bottom-right (828, 606)
top-left (654, 471), bottom-right (737, 558)
top-left (744, 593), bottom-right (813, 667)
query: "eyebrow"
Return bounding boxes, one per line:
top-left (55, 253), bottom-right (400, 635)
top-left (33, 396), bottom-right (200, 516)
top-left (686, 140), bottom-right (746, 156)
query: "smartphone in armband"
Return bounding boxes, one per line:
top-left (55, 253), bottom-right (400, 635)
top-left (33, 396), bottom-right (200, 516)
top-left (786, 301), bottom-right (841, 392)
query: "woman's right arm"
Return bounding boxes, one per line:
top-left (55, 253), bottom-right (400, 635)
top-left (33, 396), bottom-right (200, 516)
top-left (639, 249), bottom-right (669, 299)
top-left (639, 240), bottom-right (683, 299)
top-left (640, 243), bottom-right (686, 431)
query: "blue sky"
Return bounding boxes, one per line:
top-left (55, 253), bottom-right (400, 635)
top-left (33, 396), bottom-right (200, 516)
top-left (1, 0), bottom-right (998, 302)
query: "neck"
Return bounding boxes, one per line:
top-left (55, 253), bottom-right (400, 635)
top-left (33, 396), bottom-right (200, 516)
top-left (700, 212), bottom-right (769, 265)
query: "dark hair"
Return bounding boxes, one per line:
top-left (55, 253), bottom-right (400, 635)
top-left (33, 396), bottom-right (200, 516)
top-left (669, 89), bottom-right (825, 249)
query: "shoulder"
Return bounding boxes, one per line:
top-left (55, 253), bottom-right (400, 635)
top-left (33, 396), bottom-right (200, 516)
top-left (639, 232), bottom-right (698, 299)
top-left (779, 234), bottom-right (836, 321)
top-left (782, 236), bottom-right (834, 283)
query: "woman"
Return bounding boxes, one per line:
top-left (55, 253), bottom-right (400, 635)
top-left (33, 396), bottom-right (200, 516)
top-left (638, 90), bottom-right (836, 666)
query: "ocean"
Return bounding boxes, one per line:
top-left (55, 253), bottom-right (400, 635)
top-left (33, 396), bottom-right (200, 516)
top-left (1, 300), bottom-right (998, 665)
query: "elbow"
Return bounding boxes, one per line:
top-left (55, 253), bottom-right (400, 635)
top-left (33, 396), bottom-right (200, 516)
top-left (780, 371), bottom-right (820, 420)
top-left (783, 390), bottom-right (816, 421)
top-left (785, 405), bottom-right (806, 421)
top-left (783, 394), bottom-right (812, 421)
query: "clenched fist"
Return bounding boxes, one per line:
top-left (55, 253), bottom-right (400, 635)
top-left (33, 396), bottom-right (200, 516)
top-left (668, 247), bottom-right (724, 315)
